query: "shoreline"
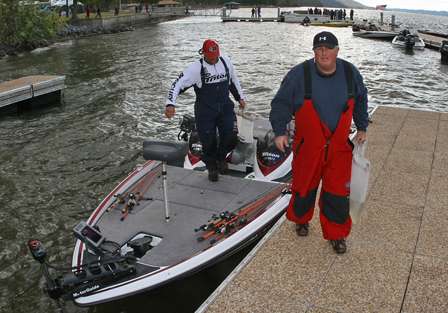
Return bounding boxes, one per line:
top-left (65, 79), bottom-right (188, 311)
top-left (0, 13), bottom-right (186, 60)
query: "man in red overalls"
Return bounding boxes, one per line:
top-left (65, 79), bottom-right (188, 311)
top-left (269, 31), bottom-right (368, 254)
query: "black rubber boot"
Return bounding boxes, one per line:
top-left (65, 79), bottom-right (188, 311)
top-left (208, 168), bottom-right (219, 182)
top-left (295, 223), bottom-right (309, 237)
top-left (330, 239), bottom-right (347, 254)
top-left (217, 160), bottom-right (228, 175)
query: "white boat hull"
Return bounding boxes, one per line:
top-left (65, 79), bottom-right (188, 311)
top-left (392, 35), bottom-right (426, 50)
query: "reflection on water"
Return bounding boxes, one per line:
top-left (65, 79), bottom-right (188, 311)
top-left (0, 8), bottom-right (447, 313)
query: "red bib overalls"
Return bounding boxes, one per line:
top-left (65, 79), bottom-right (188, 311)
top-left (286, 60), bottom-right (355, 240)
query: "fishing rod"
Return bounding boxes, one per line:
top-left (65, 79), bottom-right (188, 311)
top-left (195, 183), bottom-right (288, 243)
top-left (107, 166), bottom-right (159, 220)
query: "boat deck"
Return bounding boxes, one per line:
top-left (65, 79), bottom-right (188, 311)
top-left (96, 165), bottom-right (280, 267)
top-left (200, 106), bottom-right (448, 313)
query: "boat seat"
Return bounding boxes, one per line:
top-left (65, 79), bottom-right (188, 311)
top-left (143, 141), bottom-right (187, 162)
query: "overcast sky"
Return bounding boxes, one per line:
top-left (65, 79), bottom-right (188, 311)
top-left (357, 0), bottom-right (448, 11)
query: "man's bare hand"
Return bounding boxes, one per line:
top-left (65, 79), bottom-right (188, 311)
top-left (354, 130), bottom-right (367, 144)
top-left (274, 135), bottom-right (289, 153)
top-left (238, 99), bottom-right (246, 110)
top-left (165, 105), bottom-right (175, 118)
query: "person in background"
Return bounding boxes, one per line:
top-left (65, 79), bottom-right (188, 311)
top-left (269, 31), bottom-right (368, 254)
top-left (165, 39), bottom-right (246, 182)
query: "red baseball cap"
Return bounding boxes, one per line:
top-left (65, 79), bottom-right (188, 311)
top-left (201, 39), bottom-right (220, 59)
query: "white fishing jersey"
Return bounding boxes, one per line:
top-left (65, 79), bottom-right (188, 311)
top-left (166, 55), bottom-right (245, 106)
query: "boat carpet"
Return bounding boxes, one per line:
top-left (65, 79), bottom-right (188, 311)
top-left (95, 165), bottom-right (281, 267)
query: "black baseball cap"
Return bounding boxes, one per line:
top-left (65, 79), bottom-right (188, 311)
top-left (313, 31), bottom-right (339, 49)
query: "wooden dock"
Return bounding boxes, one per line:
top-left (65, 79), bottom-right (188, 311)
top-left (0, 75), bottom-right (65, 110)
top-left (418, 31), bottom-right (448, 50)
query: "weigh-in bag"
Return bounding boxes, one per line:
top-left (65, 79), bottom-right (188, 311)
top-left (350, 141), bottom-right (370, 223)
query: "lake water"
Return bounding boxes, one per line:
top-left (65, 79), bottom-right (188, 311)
top-left (0, 8), bottom-right (447, 313)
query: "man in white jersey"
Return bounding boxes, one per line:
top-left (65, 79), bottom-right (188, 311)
top-left (165, 39), bottom-right (246, 182)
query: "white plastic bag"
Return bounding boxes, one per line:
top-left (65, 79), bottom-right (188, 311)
top-left (236, 110), bottom-right (254, 143)
top-left (350, 141), bottom-right (370, 223)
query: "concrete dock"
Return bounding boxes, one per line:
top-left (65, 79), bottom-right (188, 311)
top-left (0, 75), bottom-right (65, 111)
top-left (200, 106), bottom-right (448, 313)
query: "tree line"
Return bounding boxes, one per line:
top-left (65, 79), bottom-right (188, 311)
top-left (0, 0), bottom-right (65, 49)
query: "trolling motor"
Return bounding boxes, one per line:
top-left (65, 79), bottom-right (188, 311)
top-left (28, 222), bottom-right (137, 303)
top-left (441, 40), bottom-right (448, 65)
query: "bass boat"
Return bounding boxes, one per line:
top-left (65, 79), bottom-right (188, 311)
top-left (28, 113), bottom-right (294, 307)
top-left (392, 30), bottom-right (425, 50)
top-left (28, 107), bottom-right (376, 307)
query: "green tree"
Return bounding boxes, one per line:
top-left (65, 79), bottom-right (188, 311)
top-left (0, 0), bottom-right (66, 48)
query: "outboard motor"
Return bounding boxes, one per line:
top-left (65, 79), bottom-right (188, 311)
top-left (404, 34), bottom-right (415, 50)
top-left (256, 130), bottom-right (291, 177)
top-left (179, 114), bottom-right (238, 168)
top-left (441, 40), bottom-right (448, 65)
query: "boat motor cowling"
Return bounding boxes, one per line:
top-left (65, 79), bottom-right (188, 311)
top-left (404, 34), bottom-right (416, 49)
top-left (441, 40), bottom-right (448, 65)
top-left (256, 130), bottom-right (291, 175)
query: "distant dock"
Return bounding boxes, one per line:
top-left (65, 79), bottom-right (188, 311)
top-left (222, 16), bottom-right (281, 22)
top-left (0, 75), bottom-right (65, 112)
top-left (418, 31), bottom-right (448, 50)
top-left (221, 7), bottom-right (283, 23)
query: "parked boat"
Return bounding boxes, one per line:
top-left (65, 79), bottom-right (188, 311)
top-left (28, 114), bottom-right (293, 307)
top-left (353, 29), bottom-right (398, 40)
top-left (392, 30), bottom-right (425, 50)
